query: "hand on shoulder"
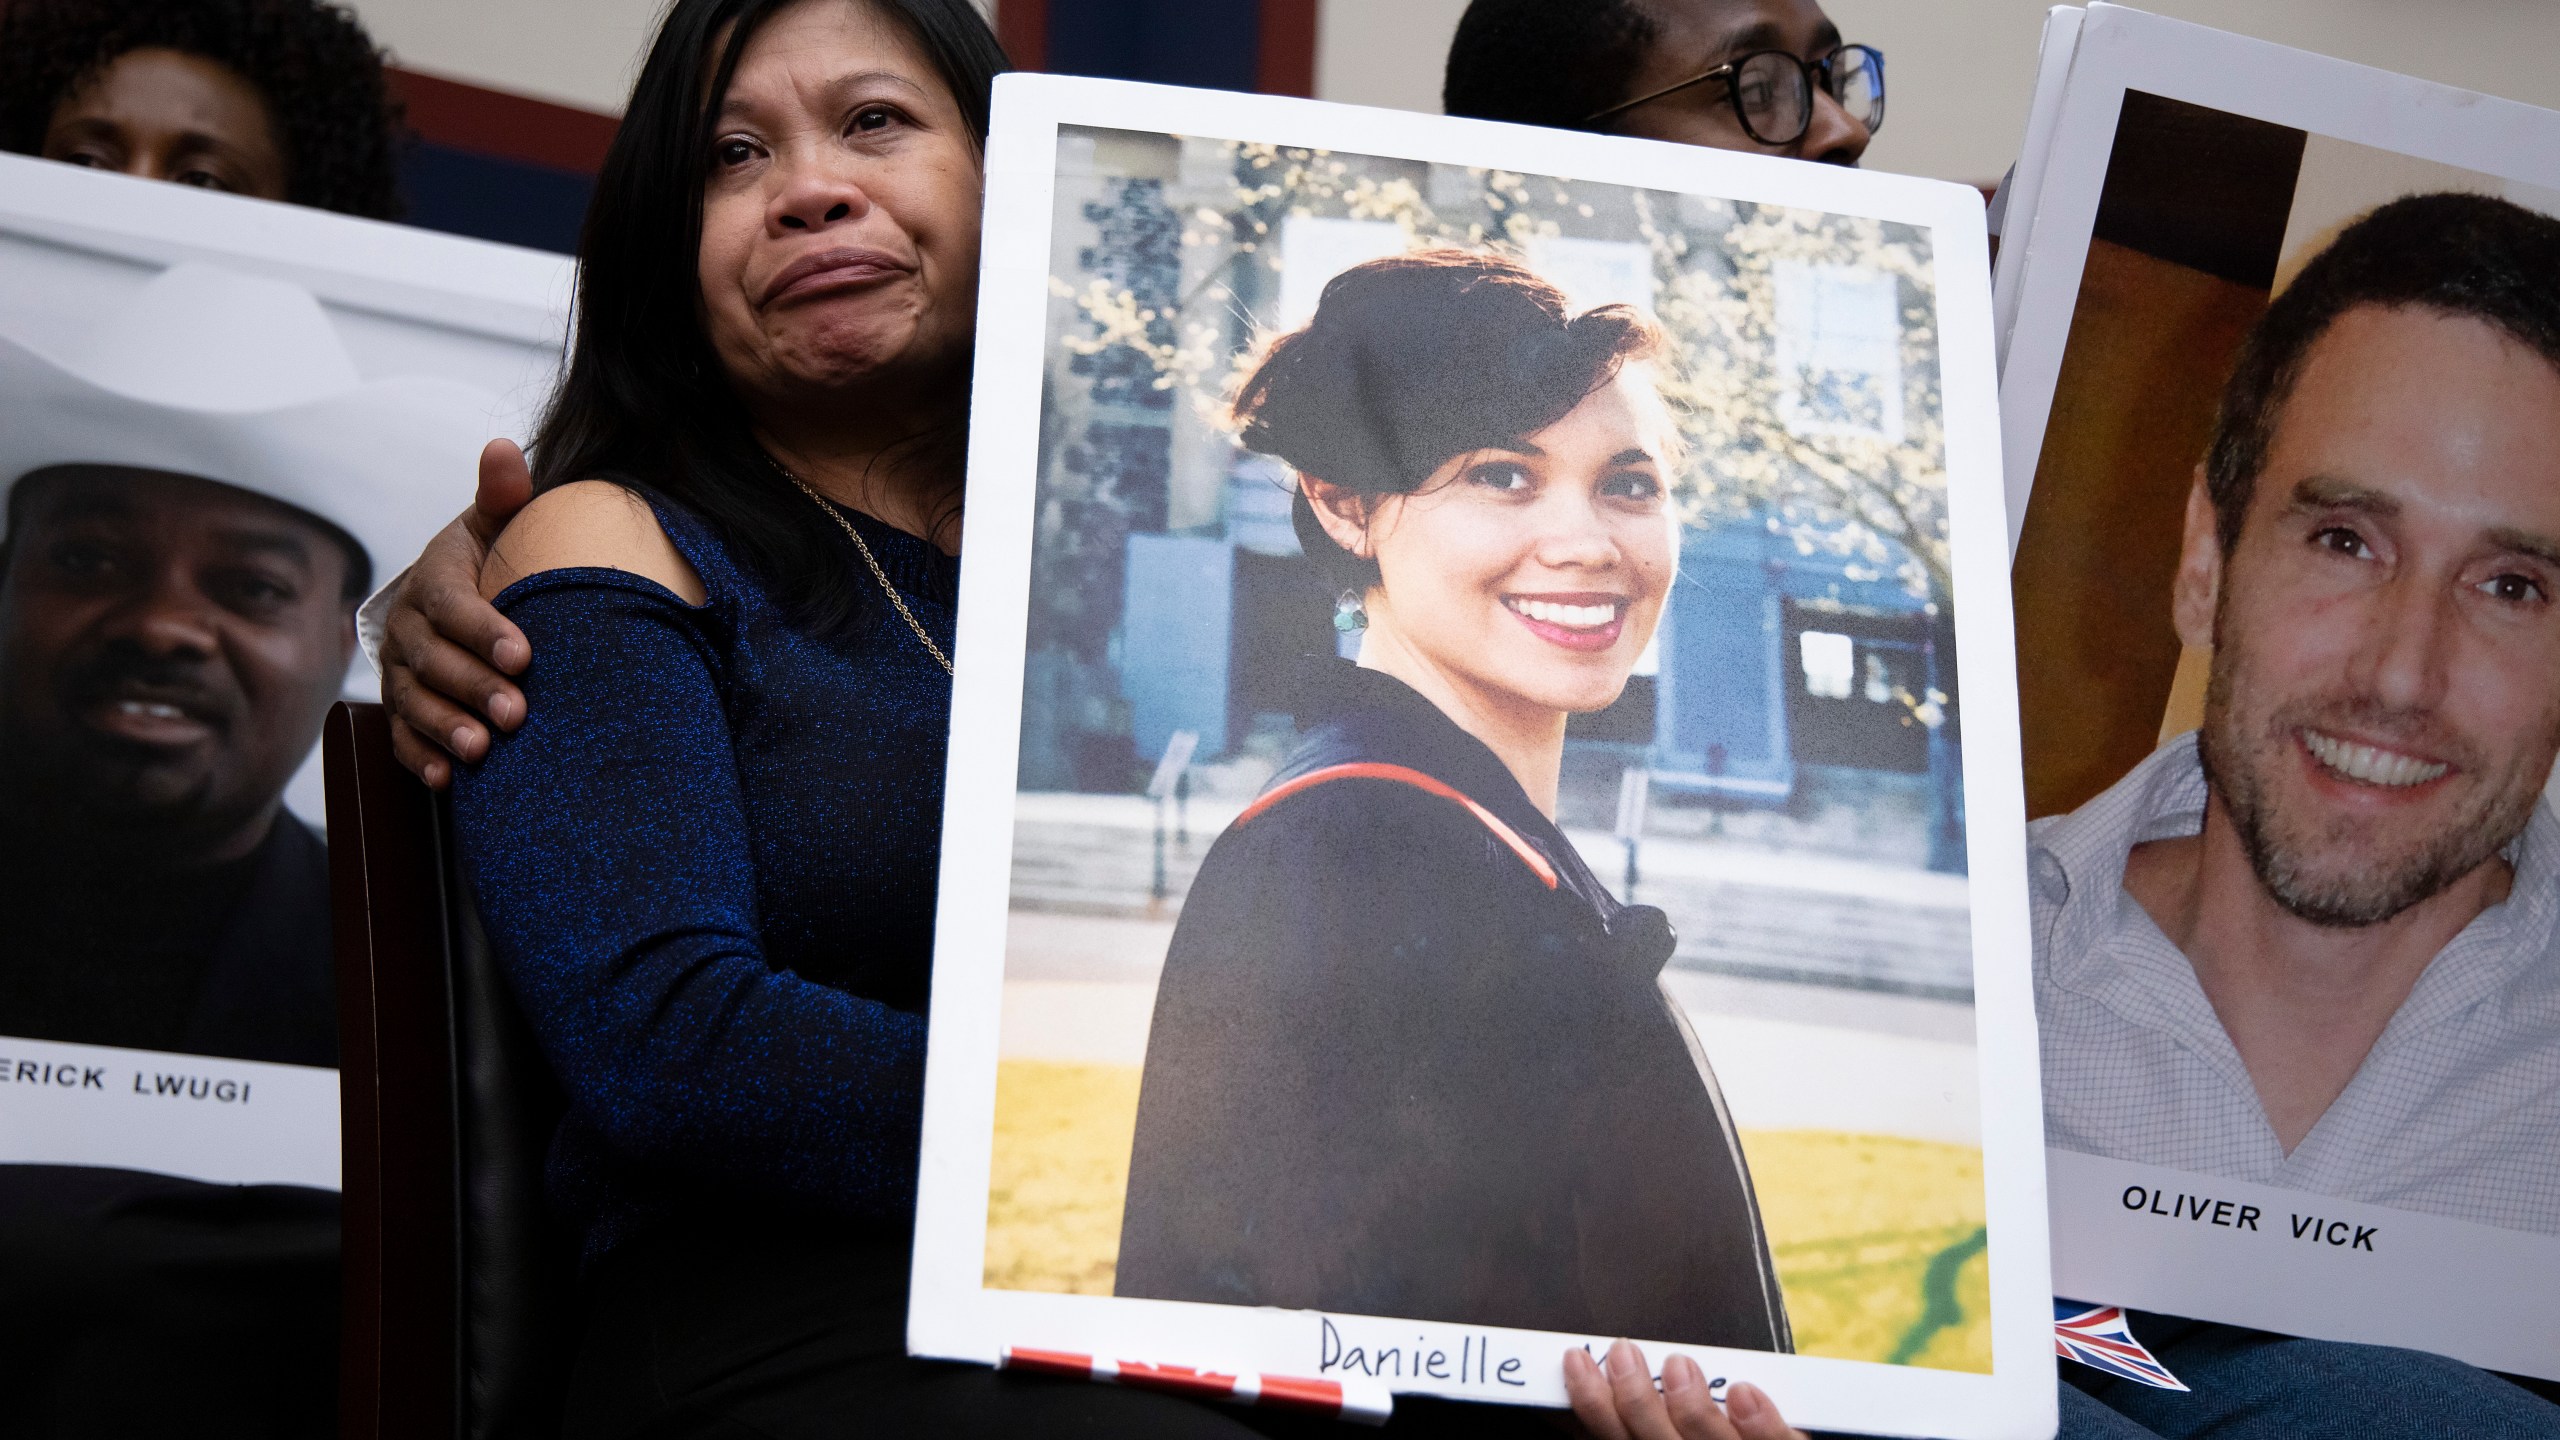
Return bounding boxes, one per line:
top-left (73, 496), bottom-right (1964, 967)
top-left (479, 479), bottom-right (706, 606)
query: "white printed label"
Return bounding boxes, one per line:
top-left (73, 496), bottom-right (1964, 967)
top-left (2048, 1148), bottom-right (2560, 1382)
top-left (0, 1034), bottom-right (339, 1190)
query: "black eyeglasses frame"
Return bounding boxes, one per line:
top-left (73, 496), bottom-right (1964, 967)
top-left (1584, 42), bottom-right (1886, 146)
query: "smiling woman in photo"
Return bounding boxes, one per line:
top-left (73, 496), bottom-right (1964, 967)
top-left (1115, 250), bottom-right (1792, 1354)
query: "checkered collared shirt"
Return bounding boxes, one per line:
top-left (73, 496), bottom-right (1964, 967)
top-left (2030, 732), bottom-right (2560, 1236)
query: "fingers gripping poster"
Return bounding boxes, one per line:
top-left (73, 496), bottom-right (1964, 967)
top-left (910, 75), bottom-right (2052, 1439)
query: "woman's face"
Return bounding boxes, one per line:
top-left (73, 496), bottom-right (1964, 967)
top-left (41, 47), bottom-right (289, 201)
top-left (696, 0), bottom-right (982, 415)
top-left (1323, 367), bottom-right (1682, 721)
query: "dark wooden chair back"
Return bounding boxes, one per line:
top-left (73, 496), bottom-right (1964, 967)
top-left (325, 702), bottom-right (575, 1440)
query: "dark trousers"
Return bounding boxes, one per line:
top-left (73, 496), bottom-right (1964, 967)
top-left (565, 1220), bottom-right (1561, 1439)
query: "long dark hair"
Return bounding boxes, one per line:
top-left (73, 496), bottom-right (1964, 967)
top-left (532, 0), bottom-right (1005, 640)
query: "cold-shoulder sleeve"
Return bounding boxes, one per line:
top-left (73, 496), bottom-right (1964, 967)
top-left (449, 569), bottom-right (923, 1221)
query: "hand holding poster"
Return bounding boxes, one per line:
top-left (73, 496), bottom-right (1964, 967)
top-left (909, 74), bottom-right (2050, 1439)
top-left (1996, 3), bottom-right (2560, 1384)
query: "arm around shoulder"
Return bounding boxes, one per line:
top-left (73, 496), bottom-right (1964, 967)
top-left (479, 479), bottom-right (706, 606)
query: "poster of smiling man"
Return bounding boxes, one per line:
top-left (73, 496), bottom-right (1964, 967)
top-left (1995, 5), bottom-right (2560, 1382)
top-left (0, 150), bottom-right (566, 1188)
top-left (907, 75), bottom-right (2047, 1439)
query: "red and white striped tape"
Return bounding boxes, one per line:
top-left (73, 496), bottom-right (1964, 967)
top-left (1002, 1347), bottom-right (1395, 1426)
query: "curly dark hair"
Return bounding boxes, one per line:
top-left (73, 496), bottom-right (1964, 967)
top-left (1233, 249), bottom-right (1667, 592)
top-left (2204, 191), bottom-right (2560, 552)
top-left (0, 0), bottom-right (403, 219)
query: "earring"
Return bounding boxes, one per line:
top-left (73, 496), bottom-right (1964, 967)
top-left (1333, 588), bottom-right (1368, 633)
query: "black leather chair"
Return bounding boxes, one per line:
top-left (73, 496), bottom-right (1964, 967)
top-left (325, 701), bottom-right (577, 1440)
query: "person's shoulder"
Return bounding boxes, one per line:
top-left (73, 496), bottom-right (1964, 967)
top-left (480, 479), bottom-right (706, 605)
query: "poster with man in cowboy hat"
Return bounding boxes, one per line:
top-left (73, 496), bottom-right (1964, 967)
top-left (0, 259), bottom-right (493, 1169)
top-left (0, 149), bottom-right (568, 1434)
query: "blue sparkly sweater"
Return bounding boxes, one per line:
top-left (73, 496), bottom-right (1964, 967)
top-left (450, 491), bottom-right (955, 1268)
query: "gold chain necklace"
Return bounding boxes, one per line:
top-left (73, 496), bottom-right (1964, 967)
top-left (765, 455), bottom-right (954, 677)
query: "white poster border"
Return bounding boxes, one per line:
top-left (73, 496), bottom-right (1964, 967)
top-left (910, 72), bottom-right (2054, 1440)
top-left (1988, 5), bottom-right (2087, 374)
top-left (0, 150), bottom-right (572, 347)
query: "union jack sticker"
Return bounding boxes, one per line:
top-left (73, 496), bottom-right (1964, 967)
top-left (2054, 1300), bottom-right (2189, 1391)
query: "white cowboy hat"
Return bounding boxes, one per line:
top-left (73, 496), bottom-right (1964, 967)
top-left (0, 260), bottom-right (498, 591)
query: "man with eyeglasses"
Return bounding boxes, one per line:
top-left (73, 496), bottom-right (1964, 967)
top-left (1443, 0), bottom-right (1879, 166)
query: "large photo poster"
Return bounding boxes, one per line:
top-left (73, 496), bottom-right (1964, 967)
top-left (0, 151), bottom-right (568, 1188)
top-left (1996, 5), bottom-right (2560, 1381)
top-left (913, 76), bottom-right (2048, 1439)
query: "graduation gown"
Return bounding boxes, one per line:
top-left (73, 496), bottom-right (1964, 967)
top-left (1115, 663), bottom-right (1790, 1352)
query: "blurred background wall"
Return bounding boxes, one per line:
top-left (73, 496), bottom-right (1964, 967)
top-left (296, 0), bottom-right (2560, 255)
top-left (1308, 0), bottom-right (2560, 185)
top-left (0, 0), bottom-right (2491, 253)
